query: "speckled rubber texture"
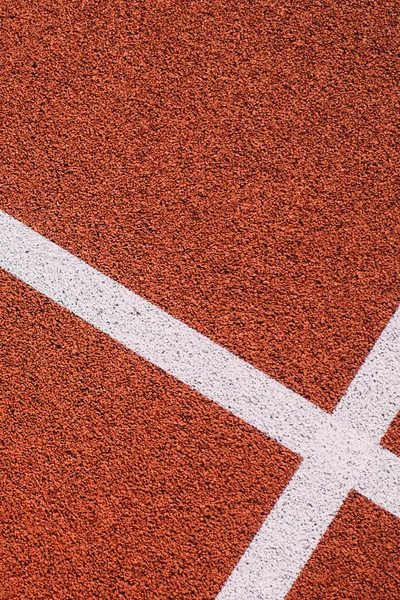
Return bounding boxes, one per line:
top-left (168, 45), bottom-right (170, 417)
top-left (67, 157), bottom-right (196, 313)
top-left (286, 492), bottom-right (400, 599)
top-left (2, 0), bottom-right (399, 412)
top-left (215, 304), bottom-right (400, 598)
top-left (1, 1), bottom-right (400, 599)
top-left (382, 413), bottom-right (400, 457)
top-left (0, 268), bottom-right (300, 599)
top-left (1, 210), bottom-right (399, 599)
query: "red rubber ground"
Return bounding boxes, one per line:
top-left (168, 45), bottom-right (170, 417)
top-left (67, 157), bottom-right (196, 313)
top-left (382, 413), bottom-right (400, 457)
top-left (1, 1), bottom-right (399, 599)
top-left (0, 269), bottom-right (300, 599)
top-left (2, 0), bottom-right (399, 411)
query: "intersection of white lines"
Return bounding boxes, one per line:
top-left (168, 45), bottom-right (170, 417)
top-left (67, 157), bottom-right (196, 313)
top-left (1, 209), bottom-right (399, 600)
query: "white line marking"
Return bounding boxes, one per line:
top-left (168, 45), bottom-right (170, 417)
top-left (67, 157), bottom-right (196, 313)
top-left (0, 210), bottom-right (399, 600)
top-left (218, 306), bottom-right (400, 598)
top-left (334, 305), bottom-right (400, 439)
top-left (0, 210), bottom-right (327, 456)
top-left (216, 460), bottom-right (354, 600)
top-left (357, 446), bottom-right (400, 519)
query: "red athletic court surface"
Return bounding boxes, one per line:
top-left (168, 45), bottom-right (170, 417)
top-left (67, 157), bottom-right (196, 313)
top-left (1, 1), bottom-right (399, 599)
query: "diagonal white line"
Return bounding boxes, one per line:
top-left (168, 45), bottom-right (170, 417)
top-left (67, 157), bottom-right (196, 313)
top-left (217, 435), bottom-right (400, 599)
top-left (356, 446), bottom-right (400, 518)
top-left (216, 459), bottom-right (354, 600)
top-left (0, 210), bottom-right (327, 456)
top-left (333, 305), bottom-right (400, 439)
top-left (217, 306), bottom-right (400, 599)
top-left (1, 210), bottom-right (399, 600)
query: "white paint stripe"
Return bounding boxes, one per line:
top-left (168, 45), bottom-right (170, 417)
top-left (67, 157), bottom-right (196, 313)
top-left (1, 210), bottom-right (399, 600)
top-left (219, 445), bottom-right (400, 599)
top-left (334, 306), bottom-right (400, 439)
top-left (0, 210), bottom-right (327, 456)
top-left (216, 460), bottom-right (353, 600)
top-left (217, 302), bottom-right (400, 598)
top-left (356, 446), bottom-right (400, 518)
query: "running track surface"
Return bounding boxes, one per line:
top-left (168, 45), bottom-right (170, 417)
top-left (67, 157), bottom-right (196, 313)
top-left (1, 2), bottom-right (399, 599)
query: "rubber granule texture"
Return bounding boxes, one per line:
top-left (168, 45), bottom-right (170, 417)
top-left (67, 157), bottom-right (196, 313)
top-left (381, 412), bottom-right (400, 457)
top-left (1, 1), bottom-right (400, 599)
top-left (0, 270), bottom-right (300, 599)
top-left (2, 0), bottom-right (399, 411)
top-left (286, 491), bottom-right (400, 600)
